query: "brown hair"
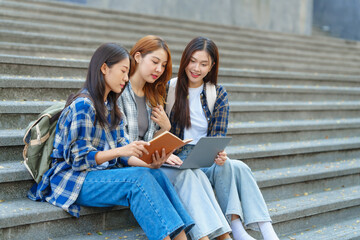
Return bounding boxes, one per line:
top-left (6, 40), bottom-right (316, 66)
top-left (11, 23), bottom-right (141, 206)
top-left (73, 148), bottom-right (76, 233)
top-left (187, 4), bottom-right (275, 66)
top-left (83, 43), bottom-right (131, 129)
top-left (130, 35), bottom-right (172, 107)
top-left (173, 37), bottom-right (219, 129)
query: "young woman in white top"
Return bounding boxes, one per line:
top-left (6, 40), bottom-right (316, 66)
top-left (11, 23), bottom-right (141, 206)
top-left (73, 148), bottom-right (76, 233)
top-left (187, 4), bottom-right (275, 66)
top-left (167, 37), bottom-right (279, 240)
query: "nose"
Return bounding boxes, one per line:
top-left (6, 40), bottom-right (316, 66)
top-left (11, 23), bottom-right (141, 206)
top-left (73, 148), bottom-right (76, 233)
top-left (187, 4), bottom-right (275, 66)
top-left (124, 73), bottom-right (129, 82)
top-left (194, 63), bottom-right (200, 72)
top-left (155, 64), bottom-right (162, 73)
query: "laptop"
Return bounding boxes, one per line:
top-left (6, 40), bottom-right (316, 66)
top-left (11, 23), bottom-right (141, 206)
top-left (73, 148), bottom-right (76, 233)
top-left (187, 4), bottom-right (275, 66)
top-left (162, 136), bottom-right (232, 169)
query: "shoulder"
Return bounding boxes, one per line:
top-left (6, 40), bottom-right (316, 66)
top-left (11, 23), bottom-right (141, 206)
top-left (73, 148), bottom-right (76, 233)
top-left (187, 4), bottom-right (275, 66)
top-left (215, 84), bottom-right (228, 100)
top-left (64, 97), bottom-right (96, 120)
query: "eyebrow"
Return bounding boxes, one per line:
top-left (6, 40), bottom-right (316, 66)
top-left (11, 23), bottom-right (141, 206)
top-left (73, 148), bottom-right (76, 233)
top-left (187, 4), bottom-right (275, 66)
top-left (151, 56), bottom-right (167, 64)
top-left (191, 56), bottom-right (209, 63)
top-left (122, 65), bottom-right (129, 69)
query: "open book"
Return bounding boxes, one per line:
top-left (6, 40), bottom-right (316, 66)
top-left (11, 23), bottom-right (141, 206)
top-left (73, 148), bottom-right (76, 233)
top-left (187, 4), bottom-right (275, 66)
top-left (139, 131), bottom-right (192, 164)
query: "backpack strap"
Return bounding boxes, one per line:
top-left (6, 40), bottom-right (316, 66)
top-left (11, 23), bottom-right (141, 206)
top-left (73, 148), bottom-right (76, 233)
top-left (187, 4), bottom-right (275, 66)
top-left (166, 77), bottom-right (217, 116)
top-left (165, 77), bottom-right (177, 117)
top-left (205, 82), bottom-right (216, 115)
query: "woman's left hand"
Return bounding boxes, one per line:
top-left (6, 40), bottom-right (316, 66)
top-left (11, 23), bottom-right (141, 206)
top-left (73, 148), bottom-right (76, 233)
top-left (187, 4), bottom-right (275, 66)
top-left (151, 105), bottom-right (171, 131)
top-left (214, 150), bottom-right (227, 166)
top-left (148, 148), bottom-right (173, 169)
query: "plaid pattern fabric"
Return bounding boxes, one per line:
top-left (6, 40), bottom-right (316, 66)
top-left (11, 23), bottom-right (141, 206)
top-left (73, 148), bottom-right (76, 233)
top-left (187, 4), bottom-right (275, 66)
top-left (28, 95), bottom-right (129, 217)
top-left (118, 82), bottom-right (159, 143)
top-left (169, 84), bottom-right (229, 153)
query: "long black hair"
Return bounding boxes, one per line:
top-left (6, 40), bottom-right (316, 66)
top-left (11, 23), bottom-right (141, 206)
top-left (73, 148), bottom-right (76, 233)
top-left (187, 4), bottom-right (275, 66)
top-left (173, 37), bottom-right (219, 129)
top-left (83, 43), bottom-right (131, 129)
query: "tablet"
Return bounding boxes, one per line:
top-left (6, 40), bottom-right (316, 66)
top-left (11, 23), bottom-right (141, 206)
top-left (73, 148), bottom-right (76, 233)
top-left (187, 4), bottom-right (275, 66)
top-left (163, 136), bottom-right (232, 169)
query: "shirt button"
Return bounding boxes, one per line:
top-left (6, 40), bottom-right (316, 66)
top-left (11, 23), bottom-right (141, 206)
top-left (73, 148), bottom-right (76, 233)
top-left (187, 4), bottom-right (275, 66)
top-left (207, 118), bottom-right (210, 121)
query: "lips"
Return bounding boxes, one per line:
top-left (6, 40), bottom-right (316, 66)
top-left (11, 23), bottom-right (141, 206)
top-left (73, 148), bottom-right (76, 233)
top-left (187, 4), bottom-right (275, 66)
top-left (191, 72), bottom-right (200, 78)
top-left (151, 74), bottom-right (158, 80)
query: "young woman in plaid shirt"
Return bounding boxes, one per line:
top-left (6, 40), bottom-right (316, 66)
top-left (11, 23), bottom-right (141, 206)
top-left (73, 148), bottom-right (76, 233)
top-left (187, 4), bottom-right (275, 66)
top-left (118, 35), bottom-right (232, 240)
top-left (168, 37), bottom-right (279, 240)
top-left (28, 43), bottom-right (194, 240)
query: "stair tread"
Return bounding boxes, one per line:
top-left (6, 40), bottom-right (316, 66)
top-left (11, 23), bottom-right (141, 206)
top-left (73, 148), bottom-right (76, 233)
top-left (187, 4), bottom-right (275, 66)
top-left (226, 136), bottom-right (360, 159)
top-left (1, 183), bottom-right (359, 230)
top-left (0, 197), bottom-right (125, 229)
top-left (3, 0), bottom-right (360, 52)
top-left (52, 227), bottom-right (147, 240)
top-left (254, 158), bottom-right (360, 187)
top-left (268, 185), bottom-right (360, 223)
top-left (280, 217), bottom-right (360, 240)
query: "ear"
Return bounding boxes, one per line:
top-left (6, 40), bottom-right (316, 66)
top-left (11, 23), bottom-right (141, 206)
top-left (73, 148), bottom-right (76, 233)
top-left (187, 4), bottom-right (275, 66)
top-left (134, 52), bottom-right (142, 64)
top-left (100, 63), bottom-right (107, 75)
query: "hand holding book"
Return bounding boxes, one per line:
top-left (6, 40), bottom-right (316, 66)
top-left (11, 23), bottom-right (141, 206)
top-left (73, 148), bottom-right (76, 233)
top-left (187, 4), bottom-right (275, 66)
top-left (139, 131), bottom-right (192, 164)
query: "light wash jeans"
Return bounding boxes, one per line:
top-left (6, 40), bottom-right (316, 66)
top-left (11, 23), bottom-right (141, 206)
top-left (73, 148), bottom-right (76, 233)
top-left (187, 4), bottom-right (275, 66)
top-left (75, 167), bottom-right (194, 240)
top-left (203, 159), bottom-right (272, 231)
top-left (161, 146), bottom-right (231, 240)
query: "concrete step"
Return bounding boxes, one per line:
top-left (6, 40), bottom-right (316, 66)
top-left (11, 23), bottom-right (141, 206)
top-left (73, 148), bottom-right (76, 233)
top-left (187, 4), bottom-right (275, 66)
top-left (3, 0), bottom-right (360, 56)
top-left (0, 197), bottom-right (140, 240)
top-left (279, 216), bottom-right (360, 240)
top-left (2, 55), bottom-right (360, 87)
top-left (229, 101), bottom-right (360, 122)
top-left (3, 153), bottom-right (359, 203)
top-left (2, 19), bottom-right (360, 70)
top-left (2, 76), bottom-right (360, 102)
top-left (1, 158), bottom-right (359, 239)
top-left (1, 30), bottom-right (360, 75)
top-left (224, 83), bottom-right (360, 101)
top-left (270, 186), bottom-right (360, 240)
top-left (2, 37), bottom-right (360, 66)
top-left (3, 30), bottom-right (360, 75)
top-left (256, 159), bottom-right (360, 201)
top-left (0, 54), bottom-right (87, 77)
top-left (228, 118), bottom-right (360, 146)
top-left (2, 99), bottom-right (360, 129)
top-left (226, 136), bottom-right (360, 160)
top-left (53, 227), bottom-right (147, 240)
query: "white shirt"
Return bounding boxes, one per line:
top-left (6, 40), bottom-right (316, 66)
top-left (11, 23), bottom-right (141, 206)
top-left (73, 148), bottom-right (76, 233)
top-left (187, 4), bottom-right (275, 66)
top-left (184, 84), bottom-right (208, 144)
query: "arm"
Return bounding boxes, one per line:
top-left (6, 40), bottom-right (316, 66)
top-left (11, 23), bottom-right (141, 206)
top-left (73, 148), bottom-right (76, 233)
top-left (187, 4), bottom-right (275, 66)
top-left (151, 105), bottom-right (171, 137)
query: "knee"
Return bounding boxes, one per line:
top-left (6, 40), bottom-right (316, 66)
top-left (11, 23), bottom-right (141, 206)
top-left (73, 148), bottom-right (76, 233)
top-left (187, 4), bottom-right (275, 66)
top-left (230, 160), bottom-right (253, 175)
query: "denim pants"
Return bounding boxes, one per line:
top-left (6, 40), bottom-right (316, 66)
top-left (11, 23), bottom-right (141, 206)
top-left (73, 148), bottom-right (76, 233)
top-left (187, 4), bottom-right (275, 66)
top-left (203, 159), bottom-right (272, 231)
top-left (75, 167), bottom-right (194, 240)
top-left (161, 146), bottom-right (231, 240)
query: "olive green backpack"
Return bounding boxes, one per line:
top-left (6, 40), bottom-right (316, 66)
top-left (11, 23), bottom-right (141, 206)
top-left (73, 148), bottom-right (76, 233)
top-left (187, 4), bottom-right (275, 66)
top-left (22, 93), bottom-right (91, 183)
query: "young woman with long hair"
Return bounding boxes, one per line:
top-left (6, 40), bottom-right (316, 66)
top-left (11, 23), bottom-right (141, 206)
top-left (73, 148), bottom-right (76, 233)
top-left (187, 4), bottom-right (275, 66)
top-left (168, 37), bottom-right (279, 240)
top-left (118, 35), bottom-right (232, 240)
top-left (28, 43), bottom-right (194, 240)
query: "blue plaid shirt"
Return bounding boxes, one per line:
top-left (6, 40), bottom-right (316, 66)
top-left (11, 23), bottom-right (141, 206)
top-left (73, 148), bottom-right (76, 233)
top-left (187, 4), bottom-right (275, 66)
top-left (28, 95), bottom-right (129, 217)
top-left (168, 84), bottom-right (229, 153)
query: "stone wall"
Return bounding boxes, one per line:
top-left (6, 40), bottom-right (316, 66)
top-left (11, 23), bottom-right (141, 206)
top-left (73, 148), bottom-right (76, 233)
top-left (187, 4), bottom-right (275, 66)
top-left (313, 0), bottom-right (360, 41)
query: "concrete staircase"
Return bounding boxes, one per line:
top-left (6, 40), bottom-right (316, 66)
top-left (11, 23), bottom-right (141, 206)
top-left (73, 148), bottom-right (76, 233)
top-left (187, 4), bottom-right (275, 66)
top-left (1, 0), bottom-right (360, 239)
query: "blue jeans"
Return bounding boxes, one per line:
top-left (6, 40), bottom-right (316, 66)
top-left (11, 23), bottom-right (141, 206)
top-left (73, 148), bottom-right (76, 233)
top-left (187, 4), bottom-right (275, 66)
top-left (203, 159), bottom-right (272, 231)
top-left (75, 167), bottom-right (194, 240)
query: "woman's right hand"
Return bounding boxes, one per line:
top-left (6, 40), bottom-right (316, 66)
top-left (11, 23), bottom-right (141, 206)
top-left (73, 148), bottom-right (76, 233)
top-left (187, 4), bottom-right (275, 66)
top-left (118, 141), bottom-right (150, 158)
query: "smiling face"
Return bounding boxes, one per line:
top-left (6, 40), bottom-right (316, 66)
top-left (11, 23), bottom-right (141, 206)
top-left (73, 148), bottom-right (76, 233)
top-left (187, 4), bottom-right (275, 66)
top-left (102, 57), bottom-right (130, 98)
top-left (134, 48), bottom-right (168, 84)
top-left (185, 50), bottom-right (213, 88)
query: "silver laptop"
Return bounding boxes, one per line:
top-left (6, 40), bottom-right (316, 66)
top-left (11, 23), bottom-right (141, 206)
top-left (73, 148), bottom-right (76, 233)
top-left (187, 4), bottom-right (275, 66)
top-left (163, 137), bottom-right (232, 169)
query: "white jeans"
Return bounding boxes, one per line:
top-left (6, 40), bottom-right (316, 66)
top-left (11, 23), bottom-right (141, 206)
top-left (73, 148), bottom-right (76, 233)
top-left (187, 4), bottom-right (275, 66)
top-left (202, 159), bottom-right (272, 231)
top-left (160, 167), bottom-right (231, 240)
